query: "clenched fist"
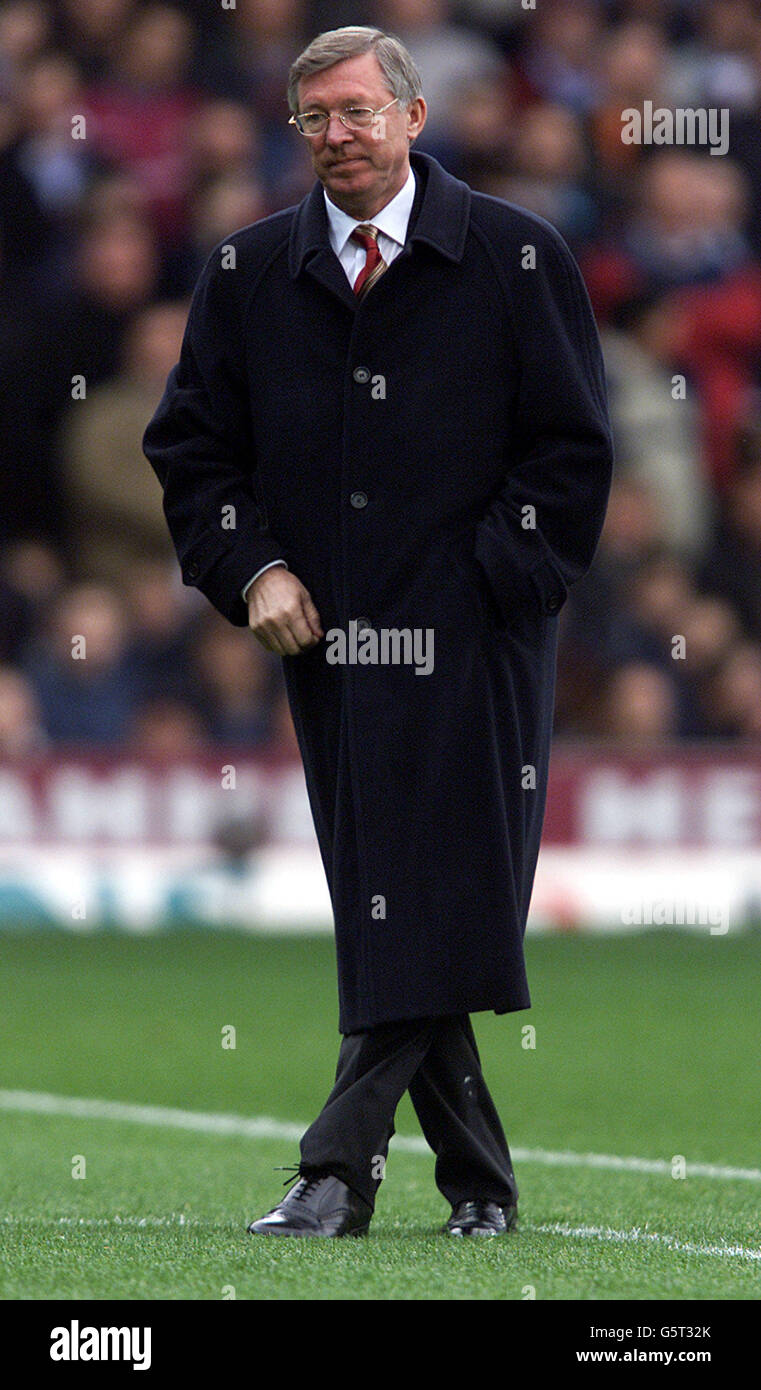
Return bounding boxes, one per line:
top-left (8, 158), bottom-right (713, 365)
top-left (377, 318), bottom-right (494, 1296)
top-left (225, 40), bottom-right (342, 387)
top-left (247, 566), bottom-right (323, 656)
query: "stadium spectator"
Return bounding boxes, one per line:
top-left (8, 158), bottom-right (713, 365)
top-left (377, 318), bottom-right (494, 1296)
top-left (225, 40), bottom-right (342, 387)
top-left (53, 0), bottom-right (138, 84)
top-left (60, 300), bottom-right (187, 579)
top-left (668, 0), bottom-right (761, 110)
top-left (487, 101), bottom-right (598, 247)
top-left (53, 200), bottom-right (160, 396)
top-left (0, 542), bottom-right (66, 662)
top-left (13, 49), bottom-right (89, 221)
top-left (583, 154), bottom-right (753, 320)
top-left (663, 260), bottom-right (761, 489)
top-left (627, 550), bottom-right (697, 655)
top-left (599, 662), bottom-right (680, 743)
top-left (0, 2), bottom-right (52, 81)
top-left (601, 292), bottom-right (709, 555)
top-left (0, 665), bottom-right (47, 755)
top-left (185, 172), bottom-right (270, 279)
top-left (514, 0), bottom-right (604, 115)
top-left (167, 98), bottom-right (271, 287)
top-left (190, 98), bottom-right (262, 185)
top-left (591, 20), bottom-right (669, 183)
top-left (0, 40), bottom-right (85, 288)
top-left (122, 558), bottom-right (199, 703)
top-left (707, 640), bottom-right (761, 739)
top-left (443, 69), bottom-right (513, 187)
top-left (700, 437), bottom-right (761, 638)
top-left (187, 616), bottom-right (279, 748)
top-left (80, 4), bottom-right (202, 244)
top-left (228, 0), bottom-right (310, 123)
top-left (0, 38), bottom-right (97, 300)
top-left (22, 582), bottom-right (139, 745)
top-left (128, 694), bottom-right (208, 757)
top-left (679, 595), bottom-right (740, 684)
top-left (216, 0), bottom-right (312, 202)
top-left (376, 0), bottom-right (506, 157)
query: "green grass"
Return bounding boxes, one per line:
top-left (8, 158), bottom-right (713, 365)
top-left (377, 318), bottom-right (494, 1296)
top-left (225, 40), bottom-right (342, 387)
top-left (1, 927), bottom-right (760, 1299)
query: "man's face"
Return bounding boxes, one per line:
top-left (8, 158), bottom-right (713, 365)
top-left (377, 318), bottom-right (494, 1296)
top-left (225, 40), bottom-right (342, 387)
top-left (296, 51), bottom-right (426, 218)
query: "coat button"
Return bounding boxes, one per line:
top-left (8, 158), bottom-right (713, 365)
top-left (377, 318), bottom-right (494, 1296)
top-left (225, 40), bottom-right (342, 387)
top-left (186, 558), bottom-right (200, 580)
top-left (350, 491), bottom-right (368, 508)
top-left (546, 592), bottom-right (562, 613)
top-left (355, 616), bottom-right (372, 631)
top-left (353, 366), bottom-right (371, 384)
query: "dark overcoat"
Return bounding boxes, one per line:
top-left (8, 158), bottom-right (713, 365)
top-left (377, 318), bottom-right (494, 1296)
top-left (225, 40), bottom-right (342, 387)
top-left (143, 150), bottom-right (613, 1033)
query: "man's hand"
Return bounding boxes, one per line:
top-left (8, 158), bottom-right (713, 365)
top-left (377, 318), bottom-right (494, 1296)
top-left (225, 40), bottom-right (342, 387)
top-left (247, 566), bottom-right (323, 655)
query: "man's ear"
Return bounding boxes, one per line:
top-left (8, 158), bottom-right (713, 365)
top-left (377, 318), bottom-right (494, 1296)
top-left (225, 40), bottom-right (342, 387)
top-left (407, 97), bottom-right (427, 142)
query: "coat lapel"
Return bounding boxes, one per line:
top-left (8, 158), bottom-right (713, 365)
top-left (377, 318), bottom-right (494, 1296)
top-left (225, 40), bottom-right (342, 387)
top-left (287, 151), bottom-right (471, 309)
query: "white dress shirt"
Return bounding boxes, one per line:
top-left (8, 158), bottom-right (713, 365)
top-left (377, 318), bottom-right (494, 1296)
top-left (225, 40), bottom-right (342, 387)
top-left (241, 168), bottom-right (418, 603)
top-left (323, 163), bottom-right (417, 286)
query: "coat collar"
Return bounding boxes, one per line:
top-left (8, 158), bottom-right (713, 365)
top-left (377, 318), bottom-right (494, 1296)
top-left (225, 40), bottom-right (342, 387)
top-left (288, 150), bottom-right (471, 282)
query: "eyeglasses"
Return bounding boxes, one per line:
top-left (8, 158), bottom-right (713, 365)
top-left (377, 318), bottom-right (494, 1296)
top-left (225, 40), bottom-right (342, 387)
top-left (289, 97), bottom-right (399, 137)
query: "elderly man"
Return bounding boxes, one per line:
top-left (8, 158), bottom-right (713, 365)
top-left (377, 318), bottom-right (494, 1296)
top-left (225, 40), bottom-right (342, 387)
top-left (143, 26), bottom-right (613, 1238)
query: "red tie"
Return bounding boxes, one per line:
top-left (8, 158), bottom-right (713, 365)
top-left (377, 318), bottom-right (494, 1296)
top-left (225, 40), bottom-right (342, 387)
top-left (350, 224), bottom-right (387, 300)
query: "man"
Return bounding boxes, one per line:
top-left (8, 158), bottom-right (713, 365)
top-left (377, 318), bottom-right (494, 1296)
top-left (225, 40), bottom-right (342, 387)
top-left (143, 26), bottom-right (613, 1238)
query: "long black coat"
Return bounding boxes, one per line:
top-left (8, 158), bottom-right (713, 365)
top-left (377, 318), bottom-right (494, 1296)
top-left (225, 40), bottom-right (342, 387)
top-left (143, 151), bottom-right (613, 1033)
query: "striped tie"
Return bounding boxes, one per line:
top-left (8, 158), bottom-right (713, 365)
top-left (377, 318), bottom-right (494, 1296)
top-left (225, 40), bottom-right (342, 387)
top-left (350, 223), bottom-right (387, 300)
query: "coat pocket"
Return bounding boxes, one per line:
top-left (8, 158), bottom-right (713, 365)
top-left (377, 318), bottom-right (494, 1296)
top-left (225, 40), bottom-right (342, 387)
top-left (450, 542), bottom-right (505, 631)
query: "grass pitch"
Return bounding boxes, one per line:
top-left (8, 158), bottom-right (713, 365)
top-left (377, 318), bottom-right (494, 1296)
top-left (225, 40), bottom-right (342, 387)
top-left (0, 926), bottom-right (759, 1300)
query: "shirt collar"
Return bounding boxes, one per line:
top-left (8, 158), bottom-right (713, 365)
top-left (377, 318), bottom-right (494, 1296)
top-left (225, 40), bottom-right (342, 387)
top-left (289, 152), bottom-right (471, 282)
top-left (323, 165), bottom-right (417, 257)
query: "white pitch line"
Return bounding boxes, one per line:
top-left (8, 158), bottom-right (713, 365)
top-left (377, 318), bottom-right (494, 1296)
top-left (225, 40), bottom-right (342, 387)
top-left (530, 1221), bottom-right (761, 1264)
top-left (0, 1089), bottom-right (305, 1144)
top-left (0, 1212), bottom-right (758, 1264)
top-left (0, 1214), bottom-right (192, 1228)
top-left (509, 1149), bottom-right (761, 1183)
top-left (1, 1089), bottom-right (760, 1186)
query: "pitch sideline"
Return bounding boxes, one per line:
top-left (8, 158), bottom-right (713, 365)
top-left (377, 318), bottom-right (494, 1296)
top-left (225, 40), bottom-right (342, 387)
top-left (1, 1212), bottom-right (758, 1265)
top-left (1, 1087), bottom-right (759, 1183)
top-left (3, 1089), bottom-right (760, 1265)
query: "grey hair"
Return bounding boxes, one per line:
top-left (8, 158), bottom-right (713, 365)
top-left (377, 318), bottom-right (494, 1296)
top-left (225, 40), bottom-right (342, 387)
top-left (287, 26), bottom-right (423, 114)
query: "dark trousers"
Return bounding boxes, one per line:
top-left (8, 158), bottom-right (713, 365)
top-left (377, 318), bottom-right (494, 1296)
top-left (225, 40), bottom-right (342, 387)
top-left (299, 1014), bottom-right (518, 1211)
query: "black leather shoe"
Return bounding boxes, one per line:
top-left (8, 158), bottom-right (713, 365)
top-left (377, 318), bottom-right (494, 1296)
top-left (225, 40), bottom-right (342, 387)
top-left (446, 1199), bottom-right (518, 1237)
top-left (247, 1174), bottom-right (372, 1237)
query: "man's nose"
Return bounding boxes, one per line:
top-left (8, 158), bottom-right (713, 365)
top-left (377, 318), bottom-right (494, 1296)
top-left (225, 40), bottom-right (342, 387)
top-left (324, 114), bottom-right (353, 145)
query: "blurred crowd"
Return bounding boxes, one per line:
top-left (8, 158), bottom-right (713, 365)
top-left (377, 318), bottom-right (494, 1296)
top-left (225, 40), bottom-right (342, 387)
top-left (2, 0), bottom-right (761, 753)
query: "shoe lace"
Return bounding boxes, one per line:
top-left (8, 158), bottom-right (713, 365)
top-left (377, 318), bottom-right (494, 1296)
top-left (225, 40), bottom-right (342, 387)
top-left (273, 1164), bottom-right (323, 1199)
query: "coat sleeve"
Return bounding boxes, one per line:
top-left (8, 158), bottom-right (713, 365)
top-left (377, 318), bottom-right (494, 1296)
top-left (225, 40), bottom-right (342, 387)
top-left (142, 245), bottom-right (286, 626)
top-left (473, 217), bottom-right (614, 622)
